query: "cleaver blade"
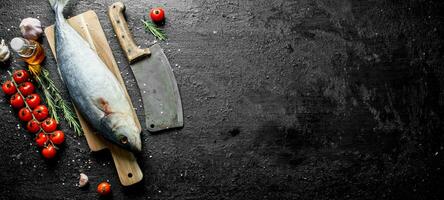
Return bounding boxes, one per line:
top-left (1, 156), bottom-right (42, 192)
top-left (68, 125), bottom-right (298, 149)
top-left (109, 2), bottom-right (183, 132)
top-left (131, 44), bottom-right (183, 132)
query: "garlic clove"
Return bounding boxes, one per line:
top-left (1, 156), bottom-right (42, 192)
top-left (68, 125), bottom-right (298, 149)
top-left (0, 39), bottom-right (11, 62)
top-left (79, 173), bottom-right (89, 188)
top-left (19, 17), bottom-right (43, 41)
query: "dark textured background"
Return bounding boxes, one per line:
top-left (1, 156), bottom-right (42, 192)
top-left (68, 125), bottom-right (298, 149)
top-left (1, 0), bottom-right (444, 199)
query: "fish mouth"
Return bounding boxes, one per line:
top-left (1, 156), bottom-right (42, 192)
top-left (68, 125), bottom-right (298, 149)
top-left (110, 138), bottom-right (142, 152)
top-left (116, 134), bottom-right (142, 152)
top-left (130, 138), bottom-right (142, 152)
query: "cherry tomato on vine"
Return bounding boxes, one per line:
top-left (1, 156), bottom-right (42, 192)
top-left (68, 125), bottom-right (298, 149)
top-left (97, 181), bottom-right (111, 196)
top-left (42, 144), bottom-right (57, 159)
top-left (50, 130), bottom-right (65, 145)
top-left (26, 94), bottom-right (41, 109)
top-left (33, 105), bottom-right (49, 121)
top-left (150, 7), bottom-right (165, 23)
top-left (10, 93), bottom-right (25, 109)
top-left (18, 107), bottom-right (33, 122)
top-left (41, 118), bottom-right (57, 133)
top-left (2, 80), bottom-right (17, 95)
top-left (35, 132), bottom-right (48, 147)
top-left (13, 70), bottom-right (29, 84)
top-left (27, 119), bottom-right (40, 133)
top-left (18, 82), bottom-right (35, 96)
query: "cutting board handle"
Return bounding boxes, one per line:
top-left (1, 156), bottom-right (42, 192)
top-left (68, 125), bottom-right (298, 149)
top-left (108, 2), bottom-right (150, 63)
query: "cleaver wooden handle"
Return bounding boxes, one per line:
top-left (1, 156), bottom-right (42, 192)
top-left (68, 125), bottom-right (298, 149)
top-left (108, 2), bottom-right (150, 63)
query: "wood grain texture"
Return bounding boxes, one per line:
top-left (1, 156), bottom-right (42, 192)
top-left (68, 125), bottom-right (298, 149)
top-left (108, 2), bottom-right (150, 63)
top-left (44, 10), bottom-right (143, 186)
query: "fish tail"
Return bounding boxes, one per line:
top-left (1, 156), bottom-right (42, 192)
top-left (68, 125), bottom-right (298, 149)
top-left (49, 0), bottom-right (69, 16)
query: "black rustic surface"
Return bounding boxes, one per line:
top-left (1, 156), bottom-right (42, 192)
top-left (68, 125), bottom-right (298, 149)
top-left (1, 0), bottom-right (444, 199)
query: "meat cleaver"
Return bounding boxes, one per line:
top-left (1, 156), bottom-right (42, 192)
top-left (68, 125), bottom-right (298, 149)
top-left (108, 2), bottom-right (183, 132)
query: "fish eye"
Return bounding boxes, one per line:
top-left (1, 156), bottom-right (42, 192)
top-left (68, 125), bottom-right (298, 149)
top-left (120, 136), bottom-right (128, 144)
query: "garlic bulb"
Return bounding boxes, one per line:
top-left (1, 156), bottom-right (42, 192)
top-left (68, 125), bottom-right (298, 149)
top-left (19, 17), bottom-right (43, 40)
top-left (0, 39), bottom-right (10, 62)
top-left (79, 173), bottom-right (89, 187)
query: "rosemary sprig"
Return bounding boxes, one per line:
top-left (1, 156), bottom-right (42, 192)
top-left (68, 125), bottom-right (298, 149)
top-left (141, 19), bottom-right (167, 41)
top-left (29, 65), bottom-right (83, 136)
top-left (41, 77), bottom-right (59, 122)
top-left (28, 65), bottom-right (58, 121)
top-left (32, 70), bottom-right (59, 121)
top-left (40, 69), bottom-right (83, 136)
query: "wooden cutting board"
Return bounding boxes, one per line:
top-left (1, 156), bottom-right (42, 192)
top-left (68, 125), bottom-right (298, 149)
top-left (44, 10), bottom-right (143, 186)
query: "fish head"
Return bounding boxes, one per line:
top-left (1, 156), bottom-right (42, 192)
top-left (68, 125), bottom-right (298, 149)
top-left (101, 113), bottom-right (142, 152)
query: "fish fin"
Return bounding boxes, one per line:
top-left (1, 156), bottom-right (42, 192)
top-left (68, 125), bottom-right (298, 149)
top-left (49, 0), bottom-right (69, 13)
top-left (56, 66), bottom-right (64, 83)
top-left (94, 97), bottom-right (113, 116)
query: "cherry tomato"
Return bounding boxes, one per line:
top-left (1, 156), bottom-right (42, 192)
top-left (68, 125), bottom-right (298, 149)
top-left (50, 130), bottom-right (65, 145)
top-left (33, 105), bottom-right (48, 121)
top-left (2, 80), bottom-right (17, 95)
top-left (18, 107), bottom-right (33, 122)
top-left (35, 132), bottom-right (48, 147)
top-left (42, 144), bottom-right (57, 159)
top-left (97, 182), bottom-right (111, 196)
top-left (13, 70), bottom-right (30, 84)
top-left (41, 118), bottom-right (57, 133)
top-left (26, 94), bottom-right (41, 109)
top-left (27, 119), bottom-right (41, 133)
top-left (10, 93), bottom-right (25, 109)
top-left (18, 82), bottom-right (35, 96)
top-left (150, 7), bottom-right (165, 23)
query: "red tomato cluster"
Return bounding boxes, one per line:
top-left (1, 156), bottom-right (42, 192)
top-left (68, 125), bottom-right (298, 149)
top-left (2, 70), bottom-right (65, 159)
